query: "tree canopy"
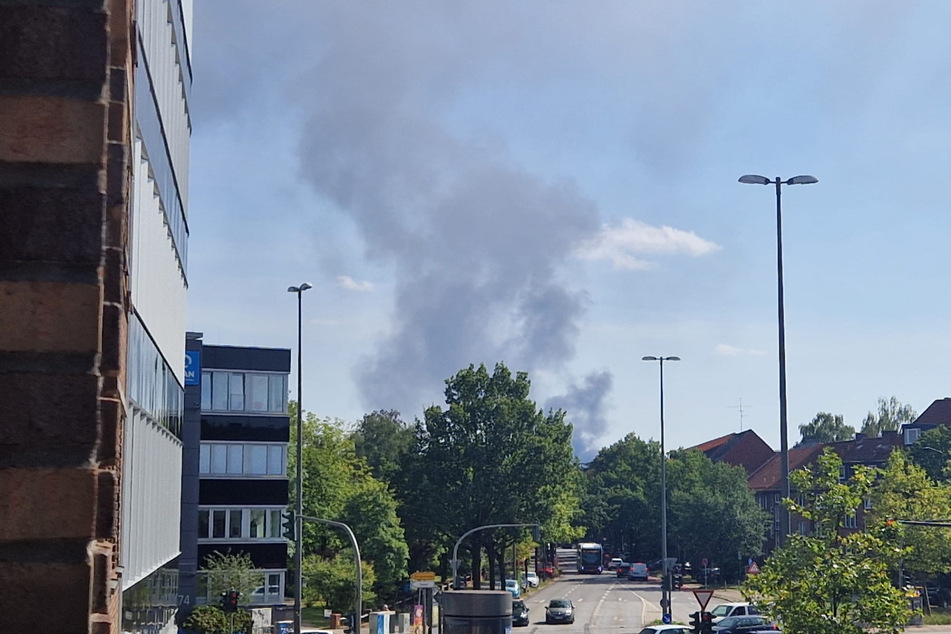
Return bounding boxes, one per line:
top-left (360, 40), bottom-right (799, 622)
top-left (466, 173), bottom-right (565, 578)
top-left (861, 396), bottom-right (917, 437)
top-left (797, 412), bottom-right (855, 445)
top-left (744, 449), bottom-right (908, 634)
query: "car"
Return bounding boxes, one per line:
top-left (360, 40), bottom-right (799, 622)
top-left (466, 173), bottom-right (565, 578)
top-left (608, 557), bottom-right (624, 571)
top-left (638, 626), bottom-right (692, 634)
top-left (712, 616), bottom-right (773, 634)
top-left (628, 562), bottom-right (649, 581)
top-left (525, 571), bottom-right (540, 587)
top-left (617, 562), bottom-right (632, 577)
top-left (505, 578), bottom-right (521, 598)
top-left (710, 602), bottom-right (759, 624)
top-left (512, 599), bottom-right (530, 626)
top-left (545, 598), bottom-right (575, 624)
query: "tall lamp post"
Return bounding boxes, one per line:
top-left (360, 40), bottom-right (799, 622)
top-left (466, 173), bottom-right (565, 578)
top-left (287, 282), bottom-right (312, 634)
top-left (642, 355), bottom-right (679, 622)
top-left (738, 174), bottom-right (817, 547)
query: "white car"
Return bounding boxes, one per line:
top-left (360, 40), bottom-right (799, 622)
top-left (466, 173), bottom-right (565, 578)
top-left (525, 572), bottom-right (539, 587)
top-left (608, 557), bottom-right (623, 570)
top-left (710, 602), bottom-right (760, 624)
top-left (505, 578), bottom-right (521, 598)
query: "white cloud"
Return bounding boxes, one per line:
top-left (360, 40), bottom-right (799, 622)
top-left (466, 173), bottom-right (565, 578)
top-left (336, 275), bottom-right (374, 292)
top-left (715, 343), bottom-right (767, 356)
top-left (575, 218), bottom-right (721, 270)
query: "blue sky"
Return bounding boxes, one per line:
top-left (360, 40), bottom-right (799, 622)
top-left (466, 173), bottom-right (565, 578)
top-left (186, 2), bottom-right (951, 460)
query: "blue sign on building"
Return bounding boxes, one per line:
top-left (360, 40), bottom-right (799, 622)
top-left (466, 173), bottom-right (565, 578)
top-left (184, 350), bottom-right (201, 386)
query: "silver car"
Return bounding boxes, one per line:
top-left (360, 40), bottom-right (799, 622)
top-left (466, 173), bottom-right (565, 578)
top-left (545, 599), bottom-right (575, 624)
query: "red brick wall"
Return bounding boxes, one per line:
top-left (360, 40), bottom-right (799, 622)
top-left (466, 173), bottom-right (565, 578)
top-left (0, 1), bottom-right (132, 631)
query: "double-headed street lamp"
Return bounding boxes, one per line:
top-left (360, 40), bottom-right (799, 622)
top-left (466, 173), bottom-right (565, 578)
top-left (287, 282), bottom-right (312, 634)
top-left (642, 355), bottom-right (679, 622)
top-left (738, 174), bottom-right (817, 547)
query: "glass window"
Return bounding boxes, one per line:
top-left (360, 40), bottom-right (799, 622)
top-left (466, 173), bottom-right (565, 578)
top-left (212, 510), bottom-right (226, 538)
top-left (229, 373), bottom-right (244, 410)
top-left (269, 510), bottom-right (281, 538)
top-left (250, 509), bottom-right (266, 538)
top-left (201, 372), bottom-right (212, 410)
top-left (227, 445), bottom-right (244, 474)
top-left (212, 372), bottom-right (229, 410)
top-left (229, 510), bottom-right (242, 538)
top-left (198, 510), bottom-right (209, 538)
top-left (250, 445), bottom-right (267, 475)
top-left (211, 445), bottom-right (227, 474)
top-left (269, 375), bottom-right (286, 412)
top-left (249, 374), bottom-right (269, 412)
top-left (199, 445), bottom-right (210, 474)
top-left (267, 445), bottom-right (284, 475)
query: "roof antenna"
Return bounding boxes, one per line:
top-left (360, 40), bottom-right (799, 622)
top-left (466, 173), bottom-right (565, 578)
top-left (728, 398), bottom-right (750, 431)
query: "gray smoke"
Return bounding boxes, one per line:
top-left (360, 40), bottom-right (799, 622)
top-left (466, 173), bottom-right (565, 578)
top-left (293, 6), bottom-right (602, 416)
top-left (546, 371), bottom-right (614, 460)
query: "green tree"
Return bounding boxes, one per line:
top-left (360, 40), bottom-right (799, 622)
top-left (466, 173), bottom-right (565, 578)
top-left (797, 412), bottom-right (855, 445)
top-left (182, 605), bottom-right (252, 634)
top-left (302, 551), bottom-right (377, 612)
top-left (868, 450), bottom-right (951, 578)
top-left (288, 404), bottom-right (408, 602)
top-left (667, 449), bottom-right (769, 580)
top-left (861, 396), bottom-right (917, 438)
top-left (201, 550), bottom-right (257, 600)
top-left (907, 426), bottom-right (951, 482)
top-left (402, 363), bottom-right (582, 587)
top-left (744, 449), bottom-right (908, 634)
top-left (351, 409), bottom-right (414, 486)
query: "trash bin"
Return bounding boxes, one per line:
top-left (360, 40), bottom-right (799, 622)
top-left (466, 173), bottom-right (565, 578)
top-left (330, 613), bottom-right (342, 629)
top-left (370, 611), bottom-right (390, 634)
top-left (440, 590), bottom-right (511, 634)
top-left (275, 621), bottom-right (292, 634)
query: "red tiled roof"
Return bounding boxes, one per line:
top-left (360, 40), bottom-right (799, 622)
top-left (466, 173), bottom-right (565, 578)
top-left (747, 444), bottom-right (827, 492)
top-left (690, 429), bottom-right (775, 476)
top-left (907, 398), bottom-right (951, 428)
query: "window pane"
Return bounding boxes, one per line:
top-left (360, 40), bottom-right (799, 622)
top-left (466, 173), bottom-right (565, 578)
top-left (229, 373), bottom-right (244, 410)
top-left (212, 372), bottom-right (229, 410)
top-left (227, 445), bottom-right (244, 474)
top-left (229, 510), bottom-right (242, 538)
top-left (250, 509), bottom-right (266, 538)
top-left (268, 375), bottom-right (286, 412)
top-left (249, 374), bottom-right (269, 412)
top-left (198, 510), bottom-right (209, 538)
top-left (211, 445), bottom-right (227, 474)
top-left (250, 445), bottom-right (267, 474)
top-left (212, 510), bottom-right (226, 538)
top-left (267, 445), bottom-right (284, 475)
top-left (201, 372), bottom-right (212, 410)
top-left (269, 510), bottom-right (281, 538)
top-left (199, 445), bottom-right (210, 474)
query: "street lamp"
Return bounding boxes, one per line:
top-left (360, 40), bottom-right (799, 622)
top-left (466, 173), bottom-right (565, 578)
top-left (287, 282), bottom-right (312, 634)
top-left (642, 355), bottom-right (679, 622)
top-left (738, 174), bottom-right (817, 548)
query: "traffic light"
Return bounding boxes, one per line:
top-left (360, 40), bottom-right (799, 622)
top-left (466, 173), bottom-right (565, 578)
top-left (689, 612), bottom-right (701, 633)
top-left (220, 589), bottom-right (239, 614)
top-left (282, 510), bottom-right (295, 541)
top-left (700, 611), bottom-right (714, 634)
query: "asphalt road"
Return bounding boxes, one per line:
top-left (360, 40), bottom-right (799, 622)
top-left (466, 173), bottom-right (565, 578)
top-left (515, 569), bottom-right (730, 633)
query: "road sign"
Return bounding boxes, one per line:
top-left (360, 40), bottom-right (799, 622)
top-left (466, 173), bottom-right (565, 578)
top-left (693, 589), bottom-right (714, 611)
top-left (411, 580), bottom-right (435, 589)
top-left (701, 557), bottom-right (708, 567)
top-left (410, 571), bottom-right (436, 581)
top-left (662, 614), bottom-right (672, 624)
top-left (747, 561), bottom-right (761, 575)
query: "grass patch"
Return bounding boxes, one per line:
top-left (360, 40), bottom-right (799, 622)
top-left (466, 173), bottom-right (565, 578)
top-left (302, 606), bottom-right (335, 627)
top-left (923, 610), bottom-right (951, 625)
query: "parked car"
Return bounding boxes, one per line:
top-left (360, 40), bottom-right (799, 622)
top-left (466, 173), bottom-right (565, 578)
top-left (712, 616), bottom-right (773, 634)
top-left (617, 562), bottom-right (632, 578)
top-left (505, 578), bottom-right (521, 598)
top-left (710, 603), bottom-right (759, 624)
top-left (638, 626), bottom-right (693, 634)
top-left (545, 599), bottom-right (575, 624)
top-left (525, 571), bottom-right (540, 587)
top-left (628, 562), bottom-right (649, 581)
top-left (512, 600), bottom-right (529, 627)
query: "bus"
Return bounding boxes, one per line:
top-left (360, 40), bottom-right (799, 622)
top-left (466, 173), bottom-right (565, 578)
top-left (576, 542), bottom-right (603, 574)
